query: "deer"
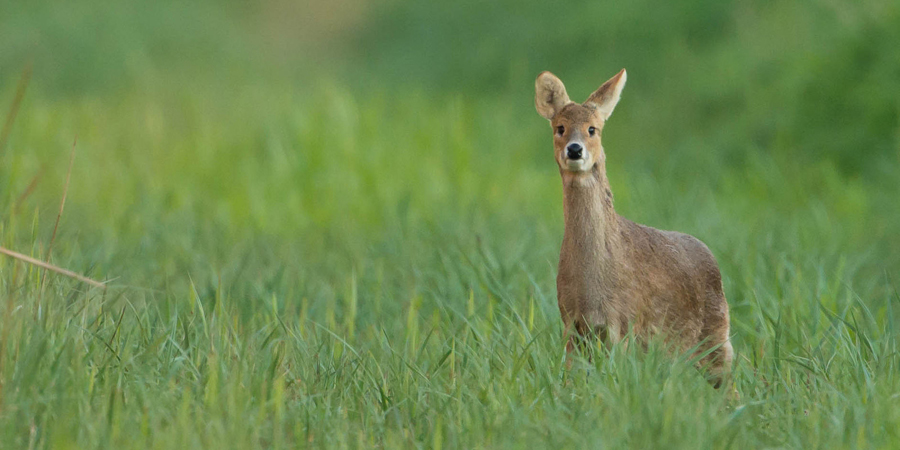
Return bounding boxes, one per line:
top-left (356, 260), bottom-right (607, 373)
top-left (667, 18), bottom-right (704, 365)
top-left (535, 69), bottom-right (733, 387)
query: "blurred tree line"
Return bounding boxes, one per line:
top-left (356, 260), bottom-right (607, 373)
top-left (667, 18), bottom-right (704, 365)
top-left (2, 0), bottom-right (897, 175)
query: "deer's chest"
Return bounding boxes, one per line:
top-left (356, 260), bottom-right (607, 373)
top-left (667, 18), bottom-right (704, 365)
top-left (556, 237), bottom-right (620, 320)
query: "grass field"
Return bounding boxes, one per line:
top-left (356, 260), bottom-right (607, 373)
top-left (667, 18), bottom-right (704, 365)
top-left (1, 1), bottom-right (899, 448)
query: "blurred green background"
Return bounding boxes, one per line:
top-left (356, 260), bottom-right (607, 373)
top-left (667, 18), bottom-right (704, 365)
top-left (1, 0), bottom-right (899, 448)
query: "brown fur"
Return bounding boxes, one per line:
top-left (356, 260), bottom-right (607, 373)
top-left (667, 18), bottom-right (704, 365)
top-left (535, 69), bottom-right (733, 386)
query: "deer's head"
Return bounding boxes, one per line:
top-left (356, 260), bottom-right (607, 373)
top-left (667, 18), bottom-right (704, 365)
top-left (535, 69), bottom-right (626, 174)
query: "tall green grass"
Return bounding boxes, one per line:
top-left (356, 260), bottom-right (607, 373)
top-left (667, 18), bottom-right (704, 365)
top-left (1, 0), bottom-right (899, 448)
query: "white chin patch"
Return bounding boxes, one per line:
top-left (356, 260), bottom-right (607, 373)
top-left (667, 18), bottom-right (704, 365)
top-left (564, 159), bottom-right (592, 172)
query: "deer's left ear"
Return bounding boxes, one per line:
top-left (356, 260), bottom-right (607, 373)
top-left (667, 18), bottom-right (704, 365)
top-left (583, 69), bottom-right (627, 120)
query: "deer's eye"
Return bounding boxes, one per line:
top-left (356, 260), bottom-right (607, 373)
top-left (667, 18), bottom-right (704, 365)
top-left (588, 126), bottom-right (596, 137)
top-left (556, 126), bottom-right (565, 135)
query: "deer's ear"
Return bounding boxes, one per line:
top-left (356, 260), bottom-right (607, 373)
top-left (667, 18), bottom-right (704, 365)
top-left (584, 69), bottom-right (627, 120)
top-left (535, 72), bottom-right (570, 120)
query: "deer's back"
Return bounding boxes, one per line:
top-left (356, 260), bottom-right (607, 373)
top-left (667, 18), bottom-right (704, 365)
top-left (616, 217), bottom-right (726, 343)
top-left (558, 216), bottom-right (727, 346)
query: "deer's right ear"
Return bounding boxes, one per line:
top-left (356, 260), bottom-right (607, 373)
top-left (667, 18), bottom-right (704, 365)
top-left (535, 72), bottom-right (570, 120)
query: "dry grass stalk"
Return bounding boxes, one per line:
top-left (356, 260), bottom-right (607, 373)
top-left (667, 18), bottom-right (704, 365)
top-left (37, 138), bottom-right (78, 306)
top-left (43, 138), bottom-right (77, 270)
top-left (13, 165), bottom-right (46, 214)
top-left (0, 61), bottom-right (33, 157)
top-left (0, 246), bottom-right (106, 289)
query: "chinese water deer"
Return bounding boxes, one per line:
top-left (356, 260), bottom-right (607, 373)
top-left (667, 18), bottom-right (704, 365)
top-left (535, 69), bottom-right (733, 387)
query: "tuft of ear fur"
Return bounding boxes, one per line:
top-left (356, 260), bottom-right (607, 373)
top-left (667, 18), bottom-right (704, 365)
top-left (583, 69), bottom-right (627, 120)
top-left (535, 72), bottom-right (571, 120)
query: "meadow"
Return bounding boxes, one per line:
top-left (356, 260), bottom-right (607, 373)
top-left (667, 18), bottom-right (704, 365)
top-left (1, 0), bottom-right (899, 448)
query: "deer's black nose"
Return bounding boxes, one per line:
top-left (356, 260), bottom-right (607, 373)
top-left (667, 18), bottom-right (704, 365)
top-left (566, 143), bottom-right (583, 160)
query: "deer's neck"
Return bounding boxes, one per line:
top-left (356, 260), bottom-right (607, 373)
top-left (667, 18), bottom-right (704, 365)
top-left (560, 163), bottom-right (619, 264)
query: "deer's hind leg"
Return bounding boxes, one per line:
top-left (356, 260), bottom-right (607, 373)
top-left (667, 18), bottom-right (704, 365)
top-left (699, 337), bottom-right (733, 389)
top-left (698, 307), bottom-right (733, 388)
